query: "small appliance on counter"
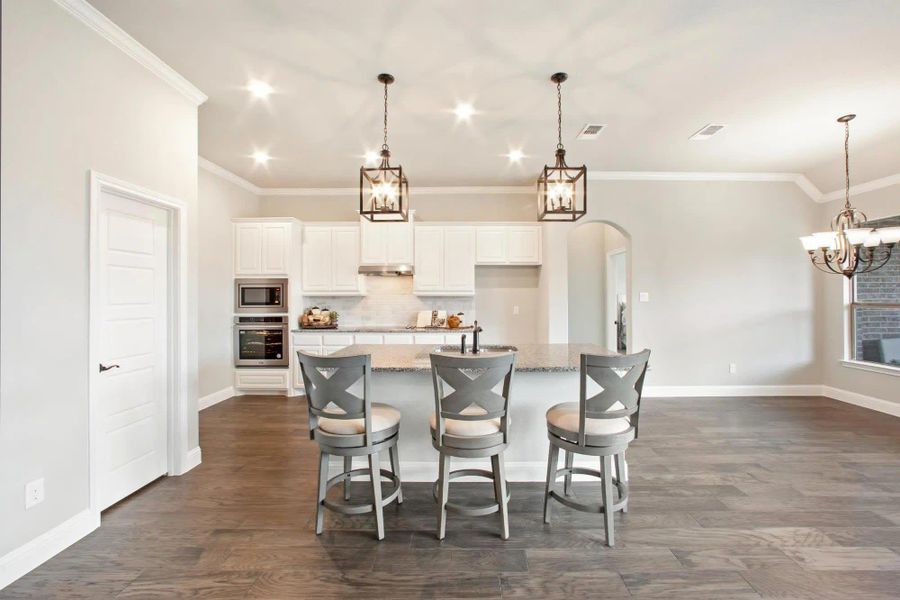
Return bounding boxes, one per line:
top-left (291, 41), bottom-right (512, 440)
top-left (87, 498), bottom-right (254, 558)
top-left (299, 306), bottom-right (338, 329)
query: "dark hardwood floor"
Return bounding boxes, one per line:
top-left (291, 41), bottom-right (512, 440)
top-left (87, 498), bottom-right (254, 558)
top-left (4, 394), bottom-right (900, 599)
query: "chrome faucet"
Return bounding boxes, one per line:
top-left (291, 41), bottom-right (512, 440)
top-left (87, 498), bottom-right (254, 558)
top-left (472, 320), bottom-right (483, 354)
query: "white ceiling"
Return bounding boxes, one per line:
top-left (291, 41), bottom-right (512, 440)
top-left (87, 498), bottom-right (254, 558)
top-left (90, 0), bottom-right (900, 191)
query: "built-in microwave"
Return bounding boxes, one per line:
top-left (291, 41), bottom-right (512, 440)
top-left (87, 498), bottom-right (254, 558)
top-left (235, 278), bottom-right (287, 313)
top-left (234, 316), bottom-right (289, 367)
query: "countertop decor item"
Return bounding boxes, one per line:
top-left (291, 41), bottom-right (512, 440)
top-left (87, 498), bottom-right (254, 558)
top-left (359, 73), bottom-right (409, 222)
top-left (537, 72), bottom-right (586, 222)
top-left (300, 307), bottom-right (338, 329)
top-left (799, 114), bottom-right (898, 277)
top-left (447, 314), bottom-right (461, 329)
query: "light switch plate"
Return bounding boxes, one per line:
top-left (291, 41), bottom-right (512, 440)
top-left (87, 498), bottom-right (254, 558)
top-left (639, 292), bottom-right (650, 302)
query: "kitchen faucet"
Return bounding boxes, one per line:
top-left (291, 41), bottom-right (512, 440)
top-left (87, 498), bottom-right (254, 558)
top-left (472, 320), bottom-right (483, 354)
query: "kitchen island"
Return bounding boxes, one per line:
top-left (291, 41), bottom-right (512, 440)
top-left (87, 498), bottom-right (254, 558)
top-left (325, 343), bottom-right (622, 481)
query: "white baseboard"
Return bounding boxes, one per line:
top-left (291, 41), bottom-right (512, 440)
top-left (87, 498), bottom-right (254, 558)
top-left (177, 447), bottom-right (202, 475)
top-left (643, 384), bottom-right (823, 397)
top-left (821, 386), bottom-right (900, 417)
top-left (198, 386), bottom-right (237, 410)
top-left (0, 509), bottom-right (99, 590)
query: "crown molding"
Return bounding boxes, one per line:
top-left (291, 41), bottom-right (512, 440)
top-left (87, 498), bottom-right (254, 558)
top-left (52, 0), bottom-right (207, 106)
top-left (819, 172), bottom-right (900, 203)
top-left (198, 157), bottom-right (261, 194)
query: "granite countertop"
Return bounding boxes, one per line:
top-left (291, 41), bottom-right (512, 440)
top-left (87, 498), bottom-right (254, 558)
top-left (327, 343), bottom-right (618, 373)
top-left (291, 326), bottom-right (474, 334)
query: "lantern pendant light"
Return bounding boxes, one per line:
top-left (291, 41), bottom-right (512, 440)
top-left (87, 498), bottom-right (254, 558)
top-left (537, 72), bottom-right (586, 221)
top-left (360, 73), bottom-right (409, 222)
top-left (799, 114), bottom-right (898, 277)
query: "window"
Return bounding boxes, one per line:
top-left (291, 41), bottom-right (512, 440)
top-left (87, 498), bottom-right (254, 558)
top-left (849, 215), bottom-right (900, 368)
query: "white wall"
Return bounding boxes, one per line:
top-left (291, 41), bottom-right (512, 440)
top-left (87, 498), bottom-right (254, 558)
top-left (816, 183), bottom-right (900, 404)
top-left (198, 168), bottom-right (259, 397)
top-left (475, 267), bottom-right (541, 344)
top-left (567, 222), bottom-right (608, 344)
top-left (1, 0), bottom-right (200, 560)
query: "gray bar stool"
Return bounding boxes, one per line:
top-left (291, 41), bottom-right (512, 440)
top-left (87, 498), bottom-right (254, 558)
top-left (429, 351), bottom-right (516, 540)
top-left (298, 351), bottom-right (402, 540)
top-left (542, 349), bottom-right (651, 546)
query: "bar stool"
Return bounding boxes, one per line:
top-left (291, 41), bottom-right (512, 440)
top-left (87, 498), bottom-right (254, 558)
top-left (542, 349), bottom-right (651, 546)
top-left (298, 351), bottom-right (402, 540)
top-left (429, 351), bottom-right (516, 540)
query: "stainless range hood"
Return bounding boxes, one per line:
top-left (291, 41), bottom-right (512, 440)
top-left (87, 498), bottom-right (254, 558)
top-left (358, 264), bottom-right (414, 276)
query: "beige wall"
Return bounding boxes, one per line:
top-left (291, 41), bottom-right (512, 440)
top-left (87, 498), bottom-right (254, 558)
top-left (816, 183), bottom-right (900, 404)
top-left (1, 0), bottom-right (199, 557)
top-left (567, 222), bottom-right (608, 345)
top-left (475, 267), bottom-right (541, 344)
top-left (198, 169), bottom-right (259, 397)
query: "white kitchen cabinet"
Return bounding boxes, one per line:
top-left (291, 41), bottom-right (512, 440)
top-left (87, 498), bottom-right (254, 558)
top-left (233, 219), bottom-right (300, 276)
top-left (475, 225), bottom-right (542, 265)
top-left (444, 332), bottom-right (465, 346)
top-left (353, 333), bottom-right (384, 344)
top-left (360, 212), bottom-right (414, 265)
top-left (414, 333), bottom-right (446, 345)
top-left (302, 226), bottom-right (365, 295)
top-left (414, 226), bottom-right (475, 296)
top-left (293, 346), bottom-right (322, 388)
top-left (235, 369), bottom-right (290, 391)
top-left (384, 333), bottom-right (414, 344)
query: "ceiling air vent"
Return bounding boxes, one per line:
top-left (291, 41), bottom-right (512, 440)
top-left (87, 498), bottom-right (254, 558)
top-left (576, 123), bottom-right (606, 140)
top-left (690, 123), bottom-right (726, 141)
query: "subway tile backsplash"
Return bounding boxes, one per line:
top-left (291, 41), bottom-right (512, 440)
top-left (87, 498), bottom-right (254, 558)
top-left (303, 277), bottom-right (475, 327)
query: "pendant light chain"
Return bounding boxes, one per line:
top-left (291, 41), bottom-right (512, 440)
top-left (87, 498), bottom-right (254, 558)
top-left (843, 118), bottom-right (850, 209)
top-left (382, 80), bottom-right (389, 151)
top-left (556, 79), bottom-right (564, 150)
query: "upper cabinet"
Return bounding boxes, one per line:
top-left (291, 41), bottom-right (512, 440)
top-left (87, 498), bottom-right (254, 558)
top-left (360, 211), bottom-right (415, 265)
top-left (414, 226), bottom-right (475, 296)
top-left (233, 218), bottom-right (301, 276)
top-left (302, 225), bottom-right (366, 295)
top-left (475, 225), bottom-right (542, 265)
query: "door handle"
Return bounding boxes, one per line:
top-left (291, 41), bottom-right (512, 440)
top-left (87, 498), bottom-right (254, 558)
top-left (99, 363), bottom-right (120, 373)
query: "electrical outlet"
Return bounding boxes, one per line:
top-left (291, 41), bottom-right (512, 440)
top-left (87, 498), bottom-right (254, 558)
top-left (729, 363), bottom-right (737, 374)
top-left (512, 305), bottom-right (519, 315)
top-left (639, 292), bottom-right (650, 302)
top-left (25, 478), bottom-right (44, 509)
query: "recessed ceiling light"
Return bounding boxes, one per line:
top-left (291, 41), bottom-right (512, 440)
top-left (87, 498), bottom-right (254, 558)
top-left (247, 80), bottom-right (273, 99)
top-left (363, 150), bottom-right (380, 165)
top-left (252, 150), bottom-right (270, 164)
top-left (689, 123), bottom-right (726, 141)
top-left (453, 102), bottom-right (476, 122)
top-left (505, 149), bottom-right (525, 163)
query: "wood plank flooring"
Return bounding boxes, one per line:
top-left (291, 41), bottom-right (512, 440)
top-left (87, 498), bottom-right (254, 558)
top-left (3, 395), bottom-right (899, 599)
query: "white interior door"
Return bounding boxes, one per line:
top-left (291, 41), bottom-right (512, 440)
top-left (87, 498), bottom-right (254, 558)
top-left (606, 250), bottom-right (627, 352)
top-left (97, 190), bottom-right (169, 510)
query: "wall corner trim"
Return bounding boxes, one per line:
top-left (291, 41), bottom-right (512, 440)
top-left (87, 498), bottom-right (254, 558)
top-left (0, 509), bottom-right (100, 591)
top-left (51, 0), bottom-right (207, 106)
top-left (178, 447), bottom-right (203, 475)
top-left (199, 386), bottom-right (238, 411)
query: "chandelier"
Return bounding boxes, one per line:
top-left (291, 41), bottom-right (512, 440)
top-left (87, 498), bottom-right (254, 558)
top-left (537, 73), bottom-right (586, 221)
top-left (800, 115), bottom-right (899, 277)
top-left (360, 73), bottom-right (409, 222)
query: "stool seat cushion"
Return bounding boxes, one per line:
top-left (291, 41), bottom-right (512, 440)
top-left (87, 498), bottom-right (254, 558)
top-left (317, 402), bottom-right (401, 435)
top-left (546, 402), bottom-right (630, 436)
top-left (429, 406), bottom-right (501, 437)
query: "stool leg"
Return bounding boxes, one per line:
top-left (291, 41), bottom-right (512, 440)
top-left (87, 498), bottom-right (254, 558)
top-left (436, 453), bottom-right (450, 540)
top-left (343, 456), bottom-right (352, 501)
top-left (543, 443), bottom-right (560, 524)
top-left (615, 452), bottom-right (628, 513)
top-left (368, 452), bottom-right (384, 540)
top-left (492, 453), bottom-right (510, 540)
top-left (564, 451), bottom-right (574, 496)
top-left (315, 450), bottom-right (329, 535)
top-left (389, 443), bottom-right (403, 504)
top-left (601, 454), bottom-right (615, 546)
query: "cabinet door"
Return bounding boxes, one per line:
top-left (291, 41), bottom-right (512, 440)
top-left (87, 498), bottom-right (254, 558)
top-left (331, 227), bottom-right (361, 291)
top-left (359, 218), bottom-right (387, 265)
top-left (508, 226), bottom-right (542, 264)
top-left (293, 346), bottom-right (322, 388)
top-left (261, 222), bottom-right (291, 274)
top-left (234, 223), bottom-right (262, 275)
top-left (414, 227), bottom-right (444, 291)
top-left (442, 227), bottom-right (476, 292)
top-left (302, 227), bottom-right (333, 292)
top-left (476, 227), bottom-right (508, 264)
top-left (384, 333), bottom-right (414, 344)
top-left (386, 222), bottom-right (414, 264)
top-left (414, 333), bottom-right (445, 345)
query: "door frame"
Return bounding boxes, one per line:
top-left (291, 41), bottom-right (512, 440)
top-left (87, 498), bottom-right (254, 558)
top-left (606, 248), bottom-right (627, 351)
top-left (88, 170), bottom-right (191, 516)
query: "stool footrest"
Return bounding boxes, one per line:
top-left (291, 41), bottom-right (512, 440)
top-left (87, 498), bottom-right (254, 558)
top-left (547, 467), bottom-right (628, 514)
top-left (432, 468), bottom-right (511, 517)
top-left (322, 467), bottom-right (401, 515)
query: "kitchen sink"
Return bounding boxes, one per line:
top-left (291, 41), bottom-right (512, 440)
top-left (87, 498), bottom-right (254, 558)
top-left (433, 344), bottom-right (518, 354)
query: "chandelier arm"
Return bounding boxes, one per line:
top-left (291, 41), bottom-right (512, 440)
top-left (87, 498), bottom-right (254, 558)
top-left (811, 252), bottom-right (844, 275)
top-left (856, 246), bottom-right (893, 274)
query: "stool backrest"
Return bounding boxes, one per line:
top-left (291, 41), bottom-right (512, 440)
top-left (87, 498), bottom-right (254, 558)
top-left (297, 351), bottom-right (373, 444)
top-left (578, 349), bottom-right (651, 446)
top-left (430, 352), bottom-right (516, 444)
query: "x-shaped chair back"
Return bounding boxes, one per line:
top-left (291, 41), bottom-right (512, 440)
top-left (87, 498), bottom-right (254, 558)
top-left (430, 352), bottom-right (516, 443)
top-left (578, 349), bottom-right (651, 446)
top-left (298, 351), bottom-right (373, 443)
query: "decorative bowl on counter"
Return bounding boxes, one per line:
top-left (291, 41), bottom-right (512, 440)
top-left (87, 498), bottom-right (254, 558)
top-left (300, 307), bottom-right (338, 329)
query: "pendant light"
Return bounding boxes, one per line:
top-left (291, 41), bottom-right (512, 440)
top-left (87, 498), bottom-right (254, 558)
top-left (360, 73), bottom-right (409, 222)
top-left (799, 115), bottom-right (898, 277)
top-left (537, 72), bottom-right (586, 221)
